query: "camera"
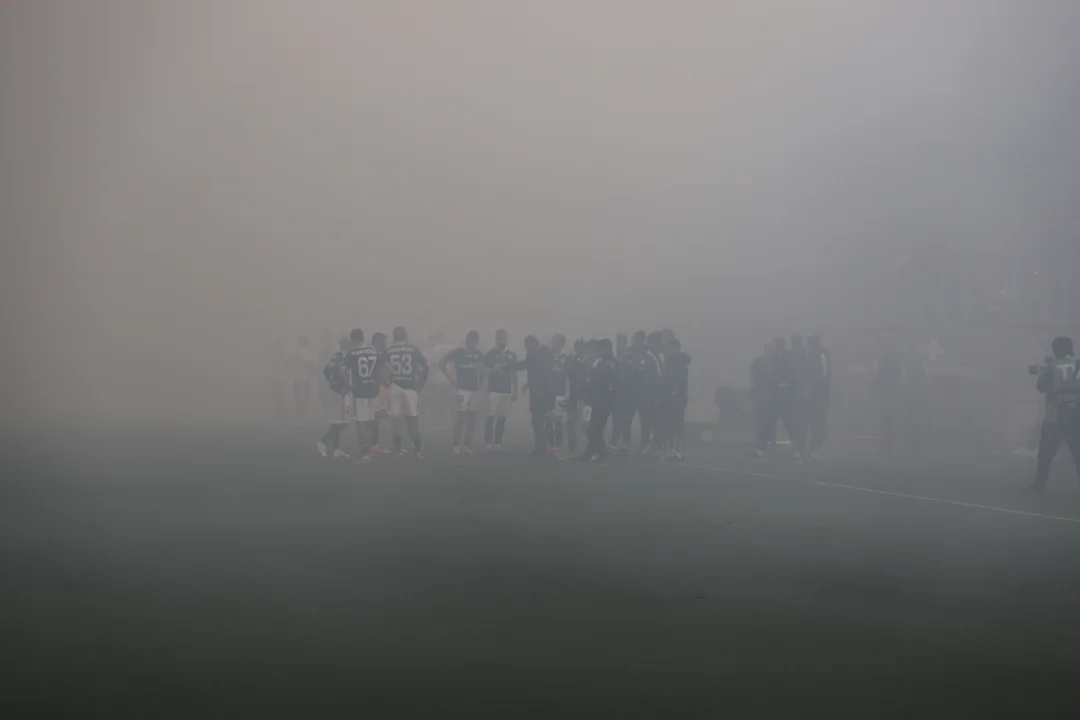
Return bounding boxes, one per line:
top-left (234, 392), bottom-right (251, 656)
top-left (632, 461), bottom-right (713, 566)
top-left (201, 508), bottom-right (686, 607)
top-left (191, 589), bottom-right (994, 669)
top-left (1029, 357), bottom-right (1054, 375)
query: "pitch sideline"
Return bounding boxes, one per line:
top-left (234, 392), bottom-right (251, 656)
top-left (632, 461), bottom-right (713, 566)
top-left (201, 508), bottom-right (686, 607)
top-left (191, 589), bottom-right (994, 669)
top-left (676, 461), bottom-right (1080, 526)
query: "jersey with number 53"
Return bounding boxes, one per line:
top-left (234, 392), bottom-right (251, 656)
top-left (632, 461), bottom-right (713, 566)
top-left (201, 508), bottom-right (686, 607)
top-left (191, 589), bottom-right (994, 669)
top-left (385, 343), bottom-right (429, 391)
top-left (345, 346), bottom-right (383, 399)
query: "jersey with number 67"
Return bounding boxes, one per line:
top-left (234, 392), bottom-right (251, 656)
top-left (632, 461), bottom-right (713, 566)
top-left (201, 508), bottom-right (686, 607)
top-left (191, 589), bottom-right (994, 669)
top-left (385, 343), bottom-right (429, 391)
top-left (345, 346), bottom-right (383, 399)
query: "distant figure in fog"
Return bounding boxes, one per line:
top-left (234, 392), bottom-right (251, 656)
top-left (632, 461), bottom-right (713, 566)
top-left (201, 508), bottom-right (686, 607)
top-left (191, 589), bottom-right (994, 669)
top-left (805, 335), bottom-right (832, 456)
top-left (286, 335), bottom-right (318, 423)
top-left (790, 334), bottom-right (811, 456)
top-left (425, 332), bottom-right (455, 431)
top-left (1029, 336), bottom-right (1080, 493)
top-left (519, 335), bottom-right (555, 459)
top-left (749, 341), bottom-right (774, 452)
top-left (874, 341), bottom-right (905, 455)
top-left (580, 339), bottom-right (618, 462)
top-left (318, 329), bottom-right (340, 422)
top-left (565, 339), bottom-right (588, 456)
top-left (755, 338), bottom-right (803, 460)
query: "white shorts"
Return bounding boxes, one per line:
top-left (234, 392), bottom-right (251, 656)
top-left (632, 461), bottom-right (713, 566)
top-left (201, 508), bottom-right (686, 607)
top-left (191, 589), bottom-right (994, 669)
top-left (547, 396), bottom-right (567, 420)
top-left (389, 384), bottom-right (420, 418)
top-left (485, 392), bottom-right (513, 417)
top-left (455, 389), bottom-right (485, 413)
top-left (344, 395), bottom-right (377, 423)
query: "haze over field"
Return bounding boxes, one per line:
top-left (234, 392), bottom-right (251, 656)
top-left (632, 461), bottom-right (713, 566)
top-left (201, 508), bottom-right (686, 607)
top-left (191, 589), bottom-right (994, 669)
top-left (3, 1), bottom-right (1078, 421)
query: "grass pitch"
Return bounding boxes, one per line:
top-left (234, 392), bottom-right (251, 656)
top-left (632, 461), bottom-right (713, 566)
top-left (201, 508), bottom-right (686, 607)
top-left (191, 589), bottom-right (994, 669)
top-left (2, 422), bottom-right (1079, 717)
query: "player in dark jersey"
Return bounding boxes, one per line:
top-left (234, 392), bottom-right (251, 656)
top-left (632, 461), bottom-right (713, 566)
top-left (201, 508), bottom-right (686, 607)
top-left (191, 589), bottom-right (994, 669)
top-left (611, 333), bottom-right (635, 451)
top-left (368, 332), bottom-right (392, 454)
top-left (659, 338), bottom-right (691, 461)
top-left (620, 331), bottom-right (663, 452)
top-left (806, 335), bottom-right (832, 456)
top-left (564, 339), bottom-right (588, 455)
top-left (317, 336), bottom-right (354, 459)
top-left (544, 334), bottom-right (571, 457)
top-left (755, 337), bottom-right (803, 460)
top-left (483, 329), bottom-right (519, 451)
top-left (579, 339), bottom-right (618, 462)
top-left (343, 328), bottom-right (385, 463)
top-left (440, 330), bottom-right (486, 455)
top-left (385, 327), bottom-right (430, 458)
top-left (648, 331), bottom-right (672, 454)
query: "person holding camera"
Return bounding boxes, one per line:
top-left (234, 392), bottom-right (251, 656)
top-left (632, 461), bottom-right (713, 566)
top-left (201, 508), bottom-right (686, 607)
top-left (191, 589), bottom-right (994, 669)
top-left (1029, 336), bottom-right (1080, 493)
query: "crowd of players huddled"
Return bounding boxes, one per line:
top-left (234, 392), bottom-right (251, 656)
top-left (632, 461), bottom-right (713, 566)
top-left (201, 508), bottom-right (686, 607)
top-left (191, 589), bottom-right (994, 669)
top-left (311, 327), bottom-right (691, 463)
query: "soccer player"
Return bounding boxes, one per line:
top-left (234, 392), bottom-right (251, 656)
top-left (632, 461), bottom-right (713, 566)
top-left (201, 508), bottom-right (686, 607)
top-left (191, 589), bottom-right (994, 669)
top-left (545, 334), bottom-right (571, 457)
top-left (425, 332), bottom-right (456, 430)
top-left (1030, 336), bottom-right (1080, 493)
top-left (756, 337), bottom-right (803, 461)
top-left (440, 330), bottom-right (485, 455)
top-left (286, 335), bottom-right (319, 423)
top-left (806, 335), bottom-right (832, 457)
top-left (790, 334), bottom-right (811, 456)
top-left (565, 339), bottom-right (588, 455)
top-left (343, 329), bottom-right (384, 463)
top-left (647, 331), bottom-right (670, 453)
top-left (519, 335), bottom-right (555, 459)
top-left (579, 339), bottom-right (618, 462)
top-left (660, 338), bottom-right (691, 461)
top-left (749, 341), bottom-right (774, 455)
top-left (369, 332), bottom-right (392, 454)
top-left (624, 331), bottom-right (663, 452)
top-left (483, 329), bottom-right (518, 452)
top-left (386, 327), bottom-right (430, 458)
top-left (317, 336), bottom-right (354, 459)
top-left (611, 333), bottom-right (635, 451)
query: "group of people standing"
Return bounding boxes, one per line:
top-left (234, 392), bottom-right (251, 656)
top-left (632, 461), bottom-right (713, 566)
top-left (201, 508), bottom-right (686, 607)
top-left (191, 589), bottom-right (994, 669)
top-left (749, 335), bottom-right (832, 461)
top-left (437, 329), bottom-right (691, 462)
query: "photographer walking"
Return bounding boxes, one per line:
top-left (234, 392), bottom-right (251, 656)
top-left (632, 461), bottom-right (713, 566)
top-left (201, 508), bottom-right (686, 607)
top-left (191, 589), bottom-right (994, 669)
top-left (1029, 337), bottom-right (1080, 493)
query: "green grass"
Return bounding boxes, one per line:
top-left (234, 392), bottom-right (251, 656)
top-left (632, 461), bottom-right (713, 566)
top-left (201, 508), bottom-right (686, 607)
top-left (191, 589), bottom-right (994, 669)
top-left (2, 423), bottom-right (1080, 717)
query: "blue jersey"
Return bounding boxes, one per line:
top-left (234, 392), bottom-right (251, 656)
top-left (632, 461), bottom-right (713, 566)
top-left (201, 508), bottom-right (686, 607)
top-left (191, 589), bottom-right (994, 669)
top-left (485, 348), bottom-right (518, 394)
top-left (385, 343), bottom-right (429, 391)
top-left (323, 351), bottom-right (348, 392)
top-left (446, 347), bottom-right (485, 392)
top-left (345, 346), bottom-right (383, 399)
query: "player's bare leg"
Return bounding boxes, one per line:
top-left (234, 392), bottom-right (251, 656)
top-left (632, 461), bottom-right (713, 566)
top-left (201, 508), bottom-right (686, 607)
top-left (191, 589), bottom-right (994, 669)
top-left (354, 421), bottom-right (373, 463)
top-left (406, 416), bottom-right (423, 458)
top-left (452, 411), bottom-right (466, 455)
top-left (371, 411), bottom-right (391, 454)
top-left (391, 417), bottom-right (405, 456)
top-left (319, 422), bottom-right (349, 458)
top-left (484, 415), bottom-right (496, 451)
top-left (462, 411), bottom-right (477, 453)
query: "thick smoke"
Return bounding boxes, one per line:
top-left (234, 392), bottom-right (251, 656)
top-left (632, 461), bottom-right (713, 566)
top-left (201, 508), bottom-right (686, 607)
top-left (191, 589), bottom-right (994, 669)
top-left (2, 1), bottom-right (1077, 422)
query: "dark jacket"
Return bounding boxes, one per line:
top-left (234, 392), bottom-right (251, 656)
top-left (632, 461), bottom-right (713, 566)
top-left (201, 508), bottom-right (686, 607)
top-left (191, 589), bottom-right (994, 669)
top-left (623, 345), bottom-right (662, 398)
top-left (583, 353), bottom-right (618, 408)
top-left (518, 346), bottom-right (555, 412)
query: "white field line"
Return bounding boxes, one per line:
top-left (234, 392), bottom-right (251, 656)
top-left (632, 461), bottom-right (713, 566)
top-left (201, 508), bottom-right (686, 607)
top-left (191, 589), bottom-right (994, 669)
top-left (677, 462), bottom-right (1080, 526)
